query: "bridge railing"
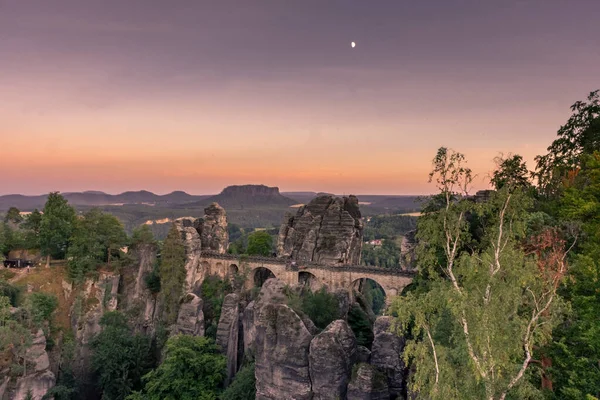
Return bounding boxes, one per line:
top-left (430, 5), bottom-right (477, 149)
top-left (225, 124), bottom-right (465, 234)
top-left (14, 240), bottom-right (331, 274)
top-left (200, 251), bottom-right (416, 277)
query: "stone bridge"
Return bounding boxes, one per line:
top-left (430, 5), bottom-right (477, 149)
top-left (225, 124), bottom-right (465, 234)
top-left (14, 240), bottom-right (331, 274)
top-left (198, 251), bottom-right (415, 300)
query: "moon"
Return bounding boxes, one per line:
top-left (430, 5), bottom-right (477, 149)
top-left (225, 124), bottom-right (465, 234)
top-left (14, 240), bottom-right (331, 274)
top-left (351, 41), bottom-right (356, 48)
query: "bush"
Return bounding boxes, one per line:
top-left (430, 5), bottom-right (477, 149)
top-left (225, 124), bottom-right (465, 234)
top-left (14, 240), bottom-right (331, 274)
top-left (27, 292), bottom-right (58, 326)
top-left (0, 280), bottom-right (22, 306)
top-left (129, 335), bottom-right (226, 400)
top-left (286, 287), bottom-right (340, 330)
top-left (222, 362), bottom-right (256, 400)
top-left (200, 275), bottom-right (232, 340)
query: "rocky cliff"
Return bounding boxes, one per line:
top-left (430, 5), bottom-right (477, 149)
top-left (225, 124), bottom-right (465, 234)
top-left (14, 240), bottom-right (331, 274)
top-left (277, 195), bottom-right (364, 265)
top-left (198, 203), bottom-right (229, 254)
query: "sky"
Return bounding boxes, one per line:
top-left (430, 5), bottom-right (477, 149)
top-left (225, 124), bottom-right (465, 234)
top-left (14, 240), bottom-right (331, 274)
top-left (1, 0), bottom-right (599, 195)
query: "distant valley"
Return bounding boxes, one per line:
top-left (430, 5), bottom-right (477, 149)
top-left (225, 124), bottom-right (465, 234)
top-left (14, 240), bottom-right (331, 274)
top-left (0, 185), bottom-right (421, 237)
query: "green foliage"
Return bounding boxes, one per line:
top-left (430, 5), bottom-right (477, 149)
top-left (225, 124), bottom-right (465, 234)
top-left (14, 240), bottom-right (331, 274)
top-left (363, 214), bottom-right (417, 241)
top-left (286, 287), bottom-right (340, 330)
top-left (39, 192), bottom-right (77, 259)
top-left (200, 275), bottom-right (232, 339)
top-left (0, 222), bottom-right (26, 255)
top-left (361, 239), bottom-right (401, 269)
top-left (392, 148), bottom-right (565, 399)
top-left (144, 267), bottom-right (161, 294)
top-left (67, 208), bottom-right (128, 281)
top-left (130, 225), bottom-right (156, 247)
top-left (348, 304), bottom-right (374, 348)
top-left (91, 311), bottom-right (153, 400)
top-left (0, 280), bottom-right (22, 306)
top-left (21, 209), bottom-right (42, 249)
top-left (542, 153), bottom-right (600, 399)
top-left (129, 335), bottom-right (226, 400)
top-left (26, 292), bottom-right (58, 326)
top-left (159, 224), bottom-right (186, 325)
top-left (4, 207), bottom-right (23, 224)
top-left (246, 231), bottom-right (273, 256)
top-left (221, 362), bottom-right (256, 400)
top-left (491, 154), bottom-right (532, 191)
top-left (535, 90), bottom-right (600, 195)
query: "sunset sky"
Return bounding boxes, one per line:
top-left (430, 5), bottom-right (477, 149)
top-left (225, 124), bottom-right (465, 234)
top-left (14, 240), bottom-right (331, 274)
top-left (1, 0), bottom-right (599, 195)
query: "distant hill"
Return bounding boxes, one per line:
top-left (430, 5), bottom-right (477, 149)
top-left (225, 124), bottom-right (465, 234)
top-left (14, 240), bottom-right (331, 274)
top-left (0, 190), bottom-right (209, 211)
top-left (192, 185), bottom-right (296, 209)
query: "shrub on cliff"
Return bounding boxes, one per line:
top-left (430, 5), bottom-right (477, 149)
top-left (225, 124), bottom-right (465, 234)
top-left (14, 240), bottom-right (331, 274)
top-left (221, 362), bottom-right (256, 400)
top-left (128, 335), bottom-right (226, 400)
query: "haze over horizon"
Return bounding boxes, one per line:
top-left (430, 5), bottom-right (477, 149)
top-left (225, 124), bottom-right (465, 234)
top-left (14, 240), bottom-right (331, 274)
top-left (2, 0), bottom-right (599, 195)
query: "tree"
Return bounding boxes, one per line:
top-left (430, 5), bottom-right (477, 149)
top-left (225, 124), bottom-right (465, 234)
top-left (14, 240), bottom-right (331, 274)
top-left (21, 209), bottom-right (42, 249)
top-left (39, 193), bottom-right (77, 261)
top-left (4, 207), bottom-right (23, 224)
top-left (246, 231), bottom-right (272, 256)
top-left (535, 90), bottom-right (600, 194)
top-left (159, 224), bottom-right (186, 324)
top-left (391, 148), bottom-right (568, 399)
top-left (542, 153), bottom-right (600, 399)
top-left (129, 335), bottom-right (226, 400)
top-left (490, 154), bottom-right (531, 191)
top-left (130, 225), bottom-right (155, 247)
top-left (221, 362), bottom-right (256, 400)
top-left (91, 311), bottom-right (152, 400)
top-left (67, 209), bottom-right (127, 281)
top-left (25, 292), bottom-right (58, 327)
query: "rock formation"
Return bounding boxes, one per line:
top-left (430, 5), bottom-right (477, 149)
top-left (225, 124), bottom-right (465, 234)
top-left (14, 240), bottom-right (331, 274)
top-left (119, 242), bottom-right (160, 333)
top-left (72, 273), bottom-right (120, 396)
top-left (242, 301), bottom-right (256, 356)
top-left (309, 320), bottom-right (357, 400)
top-left (347, 363), bottom-right (390, 400)
top-left (12, 330), bottom-right (56, 400)
top-left (172, 293), bottom-right (205, 336)
top-left (400, 230), bottom-right (417, 270)
top-left (174, 217), bottom-right (204, 291)
top-left (277, 195), bottom-right (363, 266)
top-left (198, 203), bottom-right (229, 254)
top-left (205, 185), bottom-right (296, 208)
top-left (254, 303), bottom-right (313, 400)
top-left (371, 317), bottom-right (405, 398)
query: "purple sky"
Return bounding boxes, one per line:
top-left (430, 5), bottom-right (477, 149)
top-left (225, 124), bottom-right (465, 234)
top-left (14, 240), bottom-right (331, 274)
top-left (1, 0), bottom-right (599, 195)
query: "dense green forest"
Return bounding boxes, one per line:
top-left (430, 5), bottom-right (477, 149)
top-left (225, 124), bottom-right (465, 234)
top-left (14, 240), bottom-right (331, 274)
top-left (1, 90), bottom-right (599, 399)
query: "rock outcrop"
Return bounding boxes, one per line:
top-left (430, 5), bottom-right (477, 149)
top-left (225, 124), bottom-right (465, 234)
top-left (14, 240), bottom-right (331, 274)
top-left (119, 242), bottom-right (160, 333)
top-left (347, 363), bottom-right (390, 400)
top-left (12, 330), bottom-right (56, 400)
top-left (255, 303), bottom-right (313, 400)
top-left (172, 293), bottom-right (205, 336)
top-left (72, 272), bottom-right (120, 396)
top-left (371, 317), bottom-right (405, 398)
top-left (242, 301), bottom-right (256, 356)
top-left (277, 195), bottom-right (363, 266)
top-left (400, 230), bottom-right (417, 270)
top-left (198, 203), bottom-right (229, 254)
top-left (174, 217), bottom-right (204, 291)
top-left (309, 320), bottom-right (357, 400)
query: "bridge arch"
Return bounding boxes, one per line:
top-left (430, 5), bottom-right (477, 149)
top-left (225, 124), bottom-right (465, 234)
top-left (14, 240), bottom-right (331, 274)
top-left (351, 277), bottom-right (387, 315)
top-left (228, 263), bottom-right (239, 277)
top-left (298, 271), bottom-right (322, 291)
top-left (253, 267), bottom-right (276, 287)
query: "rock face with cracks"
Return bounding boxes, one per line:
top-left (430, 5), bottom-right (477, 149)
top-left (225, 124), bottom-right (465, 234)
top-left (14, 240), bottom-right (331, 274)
top-left (371, 316), bottom-right (406, 398)
top-left (12, 329), bottom-right (56, 400)
top-left (254, 302), bottom-right (314, 400)
top-left (172, 293), bottom-right (205, 336)
top-left (309, 320), bottom-right (357, 400)
top-left (347, 363), bottom-right (390, 400)
top-left (198, 203), bottom-right (229, 254)
top-left (277, 195), bottom-right (364, 266)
